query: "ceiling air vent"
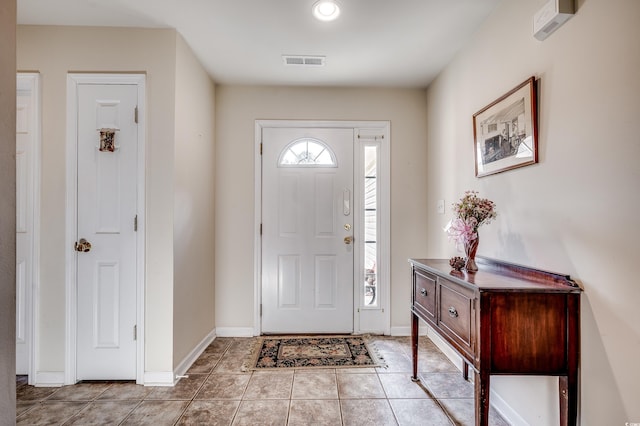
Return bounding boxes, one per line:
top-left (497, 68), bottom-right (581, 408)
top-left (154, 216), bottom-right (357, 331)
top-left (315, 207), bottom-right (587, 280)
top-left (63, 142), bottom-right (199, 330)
top-left (282, 55), bottom-right (326, 67)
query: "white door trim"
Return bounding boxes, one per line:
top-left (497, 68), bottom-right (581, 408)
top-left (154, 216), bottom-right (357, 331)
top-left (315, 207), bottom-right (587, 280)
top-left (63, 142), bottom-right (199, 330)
top-left (16, 73), bottom-right (41, 384)
top-left (65, 73), bottom-right (146, 384)
top-left (254, 120), bottom-right (391, 336)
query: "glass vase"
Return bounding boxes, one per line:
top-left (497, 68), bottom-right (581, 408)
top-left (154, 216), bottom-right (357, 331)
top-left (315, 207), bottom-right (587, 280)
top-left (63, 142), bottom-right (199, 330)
top-left (464, 234), bottom-right (479, 272)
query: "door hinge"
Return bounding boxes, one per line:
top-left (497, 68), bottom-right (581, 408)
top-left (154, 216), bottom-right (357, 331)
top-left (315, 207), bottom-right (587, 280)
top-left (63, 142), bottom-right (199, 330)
top-left (260, 304), bottom-right (262, 317)
top-left (134, 106), bottom-right (138, 124)
top-left (260, 223), bottom-right (262, 235)
top-left (133, 325), bottom-right (137, 340)
top-left (260, 143), bottom-right (263, 155)
top-left (134, 215), bottom-right (138, 232)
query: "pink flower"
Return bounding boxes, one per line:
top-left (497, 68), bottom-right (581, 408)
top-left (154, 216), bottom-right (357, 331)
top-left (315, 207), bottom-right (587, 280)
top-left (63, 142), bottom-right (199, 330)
top-left (445, 191), bottom-right (497, 252)
top-left (445, 218), bottom-right (478, 252)
top-left (444, 191), bottom-right (496, 260)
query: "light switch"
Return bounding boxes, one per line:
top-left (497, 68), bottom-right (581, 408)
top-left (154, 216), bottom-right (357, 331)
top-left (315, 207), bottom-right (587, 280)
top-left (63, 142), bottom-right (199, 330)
top-left (437, 199), bottom-right (445, 215)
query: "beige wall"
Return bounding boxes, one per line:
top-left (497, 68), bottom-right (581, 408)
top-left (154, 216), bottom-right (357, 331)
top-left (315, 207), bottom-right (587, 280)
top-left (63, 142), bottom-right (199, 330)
top-left (214, 86), bottom-right (429, 331)
top-left (0, 0), bottom-right (17, 421)
top-left (425, 0), bottom-right (640, 423)
top-left (173, 34), bottom-right (216, 367)
top-left (17, 26), bottom-right (178, 375)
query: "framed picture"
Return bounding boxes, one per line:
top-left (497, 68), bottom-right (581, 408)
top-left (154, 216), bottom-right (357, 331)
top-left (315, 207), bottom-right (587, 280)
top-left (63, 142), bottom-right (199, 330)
top-left (473, 77), bottom-right (538, 177)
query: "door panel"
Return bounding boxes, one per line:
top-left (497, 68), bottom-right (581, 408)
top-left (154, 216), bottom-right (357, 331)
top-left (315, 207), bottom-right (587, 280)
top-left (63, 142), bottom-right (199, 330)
top-left (76, 84), bottom-right (138, 380)
top-left (16, 80), bottom-right (35, 375)
top-left (262, 128), bottom-right (354, 333)
top-left (94, 261), bottom-right (120, 348)
top-left (314, 174), bottom-right (335, 235)
top-left (278, 255), bottom-right (300, 308)
top-left (315, 255), bottom-right (337, 308)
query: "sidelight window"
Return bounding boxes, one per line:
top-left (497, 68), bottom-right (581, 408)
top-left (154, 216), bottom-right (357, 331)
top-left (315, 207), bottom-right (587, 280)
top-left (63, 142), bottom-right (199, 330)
top-left (363, 144), bottom-right (378, 307)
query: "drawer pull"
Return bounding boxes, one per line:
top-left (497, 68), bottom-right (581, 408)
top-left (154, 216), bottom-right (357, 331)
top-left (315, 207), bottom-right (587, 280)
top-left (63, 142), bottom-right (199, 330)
top-left (448, 306), bottom-right (458, 318)
top-left (420, 288), bottom-right (427, 296)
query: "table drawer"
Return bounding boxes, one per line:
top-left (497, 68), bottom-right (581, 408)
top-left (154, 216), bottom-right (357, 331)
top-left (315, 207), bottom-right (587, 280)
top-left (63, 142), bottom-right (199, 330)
top-left (438, 278), bottom-right (475, 354)
top-left (413, 268), bottom-right (437, 322)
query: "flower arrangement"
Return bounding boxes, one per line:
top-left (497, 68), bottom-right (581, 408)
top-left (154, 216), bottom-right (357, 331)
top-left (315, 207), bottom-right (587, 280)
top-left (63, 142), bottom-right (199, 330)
top-left (445, 191), bottom-right (497, 249)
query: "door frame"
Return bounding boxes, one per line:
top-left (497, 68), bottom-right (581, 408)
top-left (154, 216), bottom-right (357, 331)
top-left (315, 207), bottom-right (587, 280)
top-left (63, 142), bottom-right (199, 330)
top-left (254, 120), bottom-right (391, 336)
top-left (65, 73), bottom-right (146, 385)
top-left (16, 72), bottom-right (41, 384)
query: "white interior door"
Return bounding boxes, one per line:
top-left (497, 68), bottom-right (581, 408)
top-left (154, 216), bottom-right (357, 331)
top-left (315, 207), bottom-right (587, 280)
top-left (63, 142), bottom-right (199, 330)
top-left (16, 75), bottom-right (38, 376)
top-left (262, 127), bottom-right (354, 333)
top-left (75, 83), bottom-right (138, 380)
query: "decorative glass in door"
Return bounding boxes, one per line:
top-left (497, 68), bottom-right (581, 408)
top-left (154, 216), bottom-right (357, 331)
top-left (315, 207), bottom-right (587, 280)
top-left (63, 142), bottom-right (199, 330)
top-left (363, 145), bottom-right (378, 306)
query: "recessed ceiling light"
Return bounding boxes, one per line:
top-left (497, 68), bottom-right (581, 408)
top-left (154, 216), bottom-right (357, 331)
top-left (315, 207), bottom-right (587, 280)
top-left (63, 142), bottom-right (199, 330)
top-left (312, 0), bottom-right (341, 22)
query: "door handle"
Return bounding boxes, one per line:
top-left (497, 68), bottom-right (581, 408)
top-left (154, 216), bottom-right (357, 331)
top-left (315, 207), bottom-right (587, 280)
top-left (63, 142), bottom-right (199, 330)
top-left (343, 189), bottom-right (350, 216)
top-left (344, 236), bottom-right (354, 245)
top-left (74, 238), bottom-right (92, 253)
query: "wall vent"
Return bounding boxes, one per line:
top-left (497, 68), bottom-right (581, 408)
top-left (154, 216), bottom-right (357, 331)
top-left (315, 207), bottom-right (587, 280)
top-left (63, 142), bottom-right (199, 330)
top-left (282, 55), bottom-right (326, 66)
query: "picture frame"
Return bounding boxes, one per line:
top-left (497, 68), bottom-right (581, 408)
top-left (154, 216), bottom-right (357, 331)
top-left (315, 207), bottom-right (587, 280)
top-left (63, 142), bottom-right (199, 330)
top-left (473, 76), bottom-right (538, 177)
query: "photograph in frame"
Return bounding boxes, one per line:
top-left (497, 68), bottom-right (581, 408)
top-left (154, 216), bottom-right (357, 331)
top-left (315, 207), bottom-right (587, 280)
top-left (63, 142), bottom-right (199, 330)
top-left (473, 77), bottom-right (538, 177)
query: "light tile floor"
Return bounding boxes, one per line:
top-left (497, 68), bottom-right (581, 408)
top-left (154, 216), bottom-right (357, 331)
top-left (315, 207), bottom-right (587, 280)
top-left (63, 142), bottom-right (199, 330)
top-left (16, 336), bottom-right (509, 425)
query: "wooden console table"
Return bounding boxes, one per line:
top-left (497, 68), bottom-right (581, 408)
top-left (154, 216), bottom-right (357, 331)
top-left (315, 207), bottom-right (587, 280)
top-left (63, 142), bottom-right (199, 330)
top-left (410, 257), bottom-right (581, 426)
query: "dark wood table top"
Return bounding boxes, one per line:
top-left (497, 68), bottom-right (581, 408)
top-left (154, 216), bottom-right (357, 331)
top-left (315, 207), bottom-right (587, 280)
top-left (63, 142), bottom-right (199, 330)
top-left (409, 258), bottom-right (582, 294)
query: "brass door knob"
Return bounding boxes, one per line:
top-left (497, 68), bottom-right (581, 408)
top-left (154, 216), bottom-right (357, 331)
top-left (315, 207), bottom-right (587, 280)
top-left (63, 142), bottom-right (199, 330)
top-left (74, 238), bottom-right (92, 252)
top-left (344, 236), bottom-right (354, 245)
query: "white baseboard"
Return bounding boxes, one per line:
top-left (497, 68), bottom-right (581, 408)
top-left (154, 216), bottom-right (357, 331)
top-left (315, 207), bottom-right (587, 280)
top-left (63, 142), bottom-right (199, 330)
top-left (174, 329), bottom-right (217, 379)
top-left (490, 388), bottom-right (529, 426)
top-left (389, 326), bottom-right (409, 336)
top-left (389, 325), bottom-right (429, 337)
top-left (34, 371), bottom-right (64, 387)
top-left (143, 371), bottom-right (174, 387)
top-left (421, 323), bottom-right (526, 426)
top-left (425, 327), bottom-right (464, 372)
top-left (215, 327), bottom-right (255, 337)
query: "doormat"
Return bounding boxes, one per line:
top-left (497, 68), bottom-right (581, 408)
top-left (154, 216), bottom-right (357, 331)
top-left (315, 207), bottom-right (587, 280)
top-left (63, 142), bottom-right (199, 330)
top-left (242, 336), bottom-right (386, 371)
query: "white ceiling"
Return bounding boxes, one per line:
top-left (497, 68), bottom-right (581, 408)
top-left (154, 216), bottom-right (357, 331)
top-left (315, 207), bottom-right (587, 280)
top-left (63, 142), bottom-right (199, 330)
top-left (17, 0), bottom-right (500, 88)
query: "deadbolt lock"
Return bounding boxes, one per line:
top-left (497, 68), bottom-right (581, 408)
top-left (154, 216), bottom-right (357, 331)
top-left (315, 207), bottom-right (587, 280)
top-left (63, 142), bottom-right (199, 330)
top-left (74, 238), bottom-right (92, 253)
top-left (344, 224), bottom-right (351, 231)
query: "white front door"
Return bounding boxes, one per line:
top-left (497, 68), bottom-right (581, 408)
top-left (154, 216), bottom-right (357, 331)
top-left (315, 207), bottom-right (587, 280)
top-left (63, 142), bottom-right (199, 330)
top-left (16, 75), bottom-right (38, 376)
top-left (262, 128), bottom-right (354, 333)
top-left (75, 83), bottom-right (138, 380)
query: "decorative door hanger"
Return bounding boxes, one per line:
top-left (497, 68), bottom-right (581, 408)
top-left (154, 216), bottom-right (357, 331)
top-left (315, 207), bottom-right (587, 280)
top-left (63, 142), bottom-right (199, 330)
top-left (98, 128), bottom-right (120, 152)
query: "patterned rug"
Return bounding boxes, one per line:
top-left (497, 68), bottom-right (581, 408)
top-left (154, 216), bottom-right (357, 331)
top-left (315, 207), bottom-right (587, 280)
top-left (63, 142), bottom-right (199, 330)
top-left (242, 336), bottom-right (385, 371)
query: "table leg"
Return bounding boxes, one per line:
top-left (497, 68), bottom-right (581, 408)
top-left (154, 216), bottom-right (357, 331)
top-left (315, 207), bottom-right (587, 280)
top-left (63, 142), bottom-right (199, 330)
top-left (474, 370), bottom-right (490, 426)
top-left (411, 312), bottom-right (419, 382)
top-left (559, 374), bottom-right (578, 426)
top-left (561, 293), bottom-right (580, 426)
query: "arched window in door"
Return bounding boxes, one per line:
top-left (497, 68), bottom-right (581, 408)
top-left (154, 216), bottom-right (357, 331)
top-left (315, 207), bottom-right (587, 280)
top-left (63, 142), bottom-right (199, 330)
top-left (278, 138), bottom-right (337, 167)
